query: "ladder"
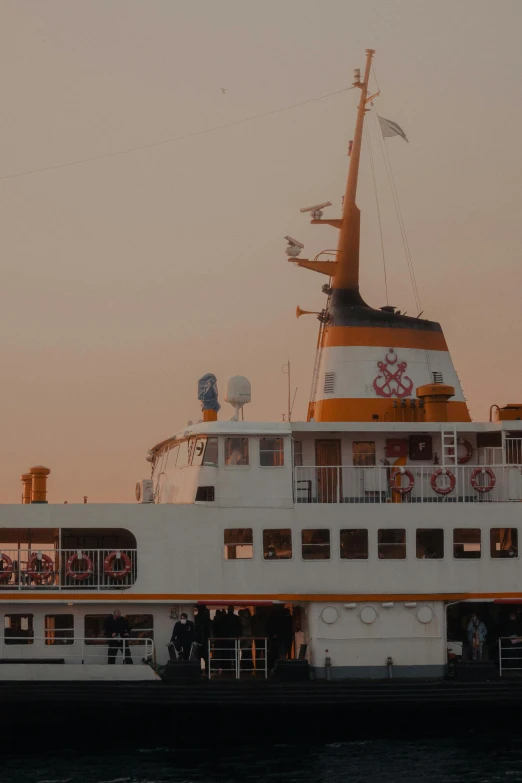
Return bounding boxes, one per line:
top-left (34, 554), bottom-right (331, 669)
top-left (441, 426), bottom-right (457, 467)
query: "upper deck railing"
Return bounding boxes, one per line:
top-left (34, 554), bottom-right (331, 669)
top-left (294, 464), bottom-right (522, 504)
top-left (0, 549), bottom-right (137, 590)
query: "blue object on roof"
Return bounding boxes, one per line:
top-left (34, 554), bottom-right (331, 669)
top-left (198, 373), bottom-right (221, 412)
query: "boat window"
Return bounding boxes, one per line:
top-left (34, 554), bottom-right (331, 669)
top-left (416, 529), bottom-right (444, 559)
top-left (260, 437), bottom-right (284, 467)
top-left (195, 486), bottom-right (215, 502)
top-left (490, 528), bottom-right (518, 558)
top-left (45, 614), bottom-right (74, 645)
top-left (224, 529), bottom-right (253, 560)
top-left (453, 528), bottom-right (481, 559)
top-left (353, 442), bottom-right (376, 466)
top-left (192, 438), bottom-right (207, 466)
top-left (378, 529), bottom-right (406, 559)
top-left (263, 529), bottom-right (292, 560)
top-left (177, 439), bottom-right (189, 468)
top-left (203, 437), bottom-right (218, 466)
top-left (84, 614), bottom-right (154, 645)
top-left (340, 529), bottom-right (368, 559)
top-left (4, 614), bottom-right (33, 645)
top-left (225, 437), bottom-right (249, 466)
top-left (293, 440), bottom-right (303, 467)
top-left (301, 529), bottom-right (330, 560)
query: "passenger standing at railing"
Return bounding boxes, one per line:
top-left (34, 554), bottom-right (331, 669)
top-left (104, 609), bottom-right (133, 665)
top-left (170, 613), bottom-right (195, 661)
top-left (467, 613), bottom-right (487, 661)
top-left (239, 608), bottom-right (253, 671)
top-left (194, 605), bottom-right (211, 673)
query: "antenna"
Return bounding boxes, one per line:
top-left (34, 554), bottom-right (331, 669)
top-left (282, 361), bottom-right (298, 422)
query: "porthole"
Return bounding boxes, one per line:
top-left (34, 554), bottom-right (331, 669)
top-left (320, 606), bottom-right (339, 624)
top-left (417, 605), bottom-right (434, 624)
top-left (360, 606), bottom-right (377, 624)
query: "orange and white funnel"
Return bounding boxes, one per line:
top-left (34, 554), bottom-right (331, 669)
top-left (292, 49), bottom-right (470, 424)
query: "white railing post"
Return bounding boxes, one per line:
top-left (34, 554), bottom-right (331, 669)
top-left (264, 637), bottom-right (268, 679)
top-left (499, 638), bottom-right (502, 678)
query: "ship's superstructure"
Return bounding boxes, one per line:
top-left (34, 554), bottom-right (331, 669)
top-left (0, 49), bottom-right (521, 682)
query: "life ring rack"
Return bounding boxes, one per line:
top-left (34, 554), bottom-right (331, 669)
top-left (389, 467), bottom-right (415, 495)
top-left (449, 438), bottom-right (473, 465)
top-left (430, 468), bottom-right (456, 496)
top-left (66, 551), bottom-right (94, 582)
top-left (104, 551), bottom-right (132, 580)
top-left (0, 553), bottom-right (14, 583)
top-left (470, 467), bottom-right (496, 494)
top-left (26, 552), bottom-right (54, 583)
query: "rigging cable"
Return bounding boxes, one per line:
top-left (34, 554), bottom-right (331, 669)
top-left (0, 86), bottom-right (355, 182)
top-left (364, 120), bottom-right (389, 306)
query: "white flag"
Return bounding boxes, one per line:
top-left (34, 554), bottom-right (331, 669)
top-left (378, 115), bottom-right (408, 143)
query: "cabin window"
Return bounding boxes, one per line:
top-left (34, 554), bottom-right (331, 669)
top-left (225, 437), bottom-right (249, 466)
top-left (378, 529), bottom-right (406, 559)
top-left (352, 442), bottom-right (376, 466)
top-left (453, 528), bottom-right (481, 559)
top-left (192, 438), bottom-right (207, 466)
top-left (177, 439), bottom-right (189, 468)
top-left (195, 486), bottom-right (215, 502)
top-left (293, 440), bottom-right (303, 467)
top-left (4, 614), bottom-right (34, 645)
top-left (263, 529), bottom-right (292, 560)
top-left (260, 437), bottom-right (284, 467)
top-left (301, 529), bottom-right (330, 560)
top-left (84, 614), bottom-right (154, 646)
top-left (416, 529), bottom-right (444, 559)
top-left (45, 614), bottom-right (74, 645)
top-left (340, 529), bottom-right (368, 559)
top-left (490, 528), bottom-right (518, 558)
top-left (203, 437), bottom-right (218, 466)
top-left (224, 529), bottom-right (253, 560)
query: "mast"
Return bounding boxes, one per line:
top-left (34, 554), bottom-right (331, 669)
top-left (333, 48), bottom-right (374, 293)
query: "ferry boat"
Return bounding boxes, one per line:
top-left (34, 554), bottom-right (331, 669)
top-left (1, 48), bottom-right (521, 682)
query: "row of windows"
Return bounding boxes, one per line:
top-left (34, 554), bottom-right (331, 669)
top-left (156, 436), bottom-right (285, 470)
top-left (3, 614), bottom-right (154, 645)
top-left (224, 528), bottom-right (518, 561)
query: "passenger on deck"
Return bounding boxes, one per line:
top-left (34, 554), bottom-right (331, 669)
top-left (170, 612), bottom-right (195, 661)
top-left (467, 613), bottom-right (487, 661)
top-left (251, 607), bottom-right (267, 670)
top-left (239, 608), bottom-right (253, 671)
top-left (194, 605), bottom-right (212, 673)
top-left (281, 608), bottom-right (294, 660)
top-left (104, 609), bottom-right (133, 665)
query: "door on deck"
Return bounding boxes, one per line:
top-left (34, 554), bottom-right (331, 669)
top-left (315, 440), bottom-right (342, 503)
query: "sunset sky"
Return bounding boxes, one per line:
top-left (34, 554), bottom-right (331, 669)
top-left (1, 0), bottom-right (521, 503)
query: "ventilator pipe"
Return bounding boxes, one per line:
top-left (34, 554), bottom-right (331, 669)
top-left (416, 384), bottom-right (455, 423)
top-left (20, 473), bottom-right (32, 505)
top-left (29, 466), bottom-right (50, 504)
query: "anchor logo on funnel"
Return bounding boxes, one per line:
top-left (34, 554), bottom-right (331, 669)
top-left (373, 349), bottom-right (413, 398)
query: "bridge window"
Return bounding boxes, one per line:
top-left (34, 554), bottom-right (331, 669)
top-left (4, 614), bottom-right (33, 645)
top-left (490, 528), bottom-right (518, 558)
top-left (416, 529), bottom-right (444, 559)
top-left (45, 614), bottom-right (74, 645)
top-left (260, 438), bottom-right (284, 467)
top-left (453, 528), bottom-right (481, 559)
top-left (302, 529), bottom-right (330, 560)
top-left (203, 437), bottom-right (218, 466)
top-left (340, 529), bottom-right (368, 559)
top-left (225, 437), bottom-right (249, 466)
top-left (195, 486), bottom-right (215, 502)
top-left (378, 529), bottom-right (406, 559)
top-left (353, 442), bottom-right (376, 466)
top-left (263, 529), bottom-right (292, 560)
top-left (224, 529), bottom-right (253, 560)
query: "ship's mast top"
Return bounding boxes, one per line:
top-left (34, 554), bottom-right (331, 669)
top-left (333, 48), bottom-right (375, 293)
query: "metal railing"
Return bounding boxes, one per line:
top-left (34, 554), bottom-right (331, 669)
top-left (208, 637), bottom-right (268, 679)
top-left (0, 549), bottom-right (137, 589)
top-left (498, 637), bottom-right (522, 677)
top-left (293, 465), bottom-right (522, 504)
top-left (0, 635), bottom-right (154, 664)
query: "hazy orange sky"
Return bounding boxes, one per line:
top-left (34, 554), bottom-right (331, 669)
top-left (1, 0), bottom-right (521, 503)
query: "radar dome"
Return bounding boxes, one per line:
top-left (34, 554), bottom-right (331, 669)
top-left (225, 376), bottom-right (251, 420)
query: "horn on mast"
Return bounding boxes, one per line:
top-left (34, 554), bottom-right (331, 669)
top-left (296, 306), bottom-right (320, 319)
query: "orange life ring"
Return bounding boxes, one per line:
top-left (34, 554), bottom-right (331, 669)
top-left (430, 468), bottom-right (456, 496)
top-left (26, 552), bottom-right (54, 583)
top-left (470, 467), bottom-right (496, 494)
top-left (0, 553), bottom-right (13, 584)
top-left (389, 467), bottom-right (415, 495)
top-left (104, 551), bottom-right (132, 579)
top-left (448, 438), bottom-right (473, 465)
top-left (66, 552), bottom-right (93, 582)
